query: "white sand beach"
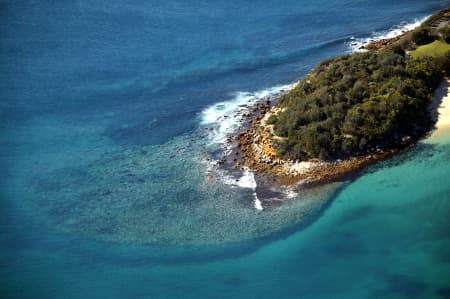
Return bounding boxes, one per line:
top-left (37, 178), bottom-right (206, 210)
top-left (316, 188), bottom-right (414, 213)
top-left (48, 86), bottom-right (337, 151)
top-left (432, 79), bottom-right (450, 129)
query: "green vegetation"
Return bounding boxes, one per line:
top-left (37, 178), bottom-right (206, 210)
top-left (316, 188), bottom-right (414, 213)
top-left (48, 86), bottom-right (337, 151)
top-left (439, 25), bottom-right (450, 43)
top-left (411, 40), bottom-right (450, 58)
top-left (411, 27), bottom-right (435, 45)
top-left (268, 10), bottom-right (450, 161)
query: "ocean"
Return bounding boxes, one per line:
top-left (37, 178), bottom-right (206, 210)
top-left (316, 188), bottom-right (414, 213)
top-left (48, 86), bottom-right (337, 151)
top-left (1, 0), bottom-right (450, 298)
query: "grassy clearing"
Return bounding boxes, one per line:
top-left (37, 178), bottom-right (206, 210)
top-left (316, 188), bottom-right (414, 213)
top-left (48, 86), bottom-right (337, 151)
top-left (411, 40), bottom-right (450, 58)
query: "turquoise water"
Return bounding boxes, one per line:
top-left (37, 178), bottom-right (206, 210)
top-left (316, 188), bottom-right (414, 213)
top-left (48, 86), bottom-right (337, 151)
top-left (1, 0), bottom-right (450, 298)
top-left (2, 129), bottom-right (450, 298)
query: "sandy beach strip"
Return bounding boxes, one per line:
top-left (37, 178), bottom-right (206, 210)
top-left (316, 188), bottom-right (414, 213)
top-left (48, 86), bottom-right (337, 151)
top-left (432, 79), bottom-right (450, 129)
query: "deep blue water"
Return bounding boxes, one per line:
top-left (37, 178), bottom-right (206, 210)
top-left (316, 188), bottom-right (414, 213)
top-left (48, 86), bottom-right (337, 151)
top-left (1, 0), bottom-right (450, 298)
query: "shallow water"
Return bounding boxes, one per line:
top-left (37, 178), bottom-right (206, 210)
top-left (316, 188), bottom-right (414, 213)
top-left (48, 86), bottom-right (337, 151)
top-left (1, 0), bottom-right (450, 298)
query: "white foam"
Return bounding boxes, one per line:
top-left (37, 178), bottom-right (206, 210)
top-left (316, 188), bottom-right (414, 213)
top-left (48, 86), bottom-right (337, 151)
top-left (222, 168), bottom-right (257, 189)
top-left (219, 167), bottom-right (264, 210)
top-left (348, 15), bottom-right (429, 53)
top-left (284, 188), bottom-right (298, 199)
top-left (254, 194), bottom-right (263, 211)
top-left (199, 83), bottom-right (299, 211)
top-left (200, 84), bottom-right (290, 147)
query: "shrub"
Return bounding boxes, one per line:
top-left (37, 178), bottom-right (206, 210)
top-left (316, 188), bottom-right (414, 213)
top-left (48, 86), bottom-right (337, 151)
top-left (439, 25), bottom-right (450, 43)
top-left (266, 114), bottom-right (278, 125)
top-left (270, 49), bottom-right (445, 161)
top-left (412, 27), bottom-right (435, 45)
top-left (433, 50), bottom-right (450, 74)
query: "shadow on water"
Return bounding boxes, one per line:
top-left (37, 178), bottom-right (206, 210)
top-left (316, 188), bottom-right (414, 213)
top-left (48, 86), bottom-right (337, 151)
top-left (368, 272), bottom-right (428, 299)
top-left (436, 287), bottom-right (450, 299)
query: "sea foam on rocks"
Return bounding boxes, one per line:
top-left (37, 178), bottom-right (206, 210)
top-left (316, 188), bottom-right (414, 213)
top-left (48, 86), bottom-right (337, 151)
top-left (348, 15), bottom-right (429, 52)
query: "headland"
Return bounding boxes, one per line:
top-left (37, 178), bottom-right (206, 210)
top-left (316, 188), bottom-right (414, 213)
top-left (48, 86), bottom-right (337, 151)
top-left (231, 8), bottom-right (450, 187)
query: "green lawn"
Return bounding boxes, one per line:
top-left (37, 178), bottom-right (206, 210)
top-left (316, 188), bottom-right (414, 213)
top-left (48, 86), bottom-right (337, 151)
top-left (411, 40), bottom-right (450, 58)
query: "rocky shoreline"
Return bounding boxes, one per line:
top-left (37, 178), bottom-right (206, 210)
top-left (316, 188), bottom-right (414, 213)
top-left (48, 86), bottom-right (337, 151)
top-left (360, 9), bottom-right (450, 51)
top-left (360, 30), bottom-right (412, 51)
top-left (227, 17), bottom-right (441, 187)
top-left (235, 102), bottom-right (400, 187)
top-left (221, 12), bottom-right (448, 188)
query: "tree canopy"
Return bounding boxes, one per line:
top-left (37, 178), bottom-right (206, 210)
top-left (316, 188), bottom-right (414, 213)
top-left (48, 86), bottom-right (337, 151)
top-left (269, 49), bottom-right (446, 161)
